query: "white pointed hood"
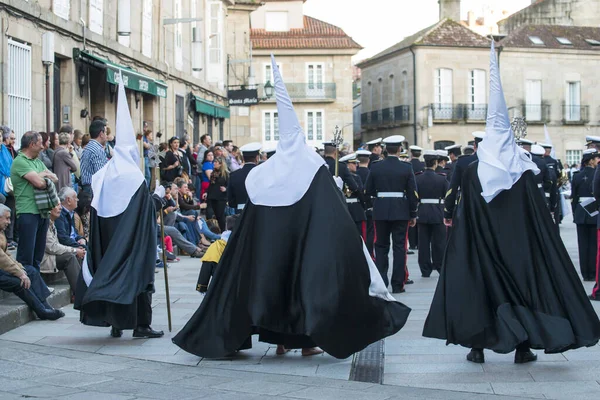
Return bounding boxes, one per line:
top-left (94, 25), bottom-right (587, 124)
top-left (245, 55), bottom-right (326, 206)
top-left (544, 125), bottom-right (557, 159)
top-left (477, 41), bottom-right (539, 203)
top-left (91, 73), bottom-right (145, 217)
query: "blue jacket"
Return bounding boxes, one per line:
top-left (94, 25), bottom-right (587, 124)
top-left (55, 207), bottom-right (85, 247)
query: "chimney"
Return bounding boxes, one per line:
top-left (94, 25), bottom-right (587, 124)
top-left (439, 0), bottom-right (461, 21)
top-left (467, 10), bottom-right (475, 26)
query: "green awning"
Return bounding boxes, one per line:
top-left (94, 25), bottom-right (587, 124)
top-left (73, 48), bottom-right (167, 98)
top-left (193, 95), bottom-right (230, 119)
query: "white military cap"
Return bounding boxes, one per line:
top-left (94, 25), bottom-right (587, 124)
top-left (366, 137), bottom-right (383, 145)
top-left (516, 138), bottom-right (534, 145)
top-left (472, 131), bottom-right (486, 140)
top-left (409, 145), bottom-right (423, 151)
top-left (537, 142), bottom-right (553, 149)
top-left (356, 149), bottom-right (371, 157)
top-left (240, 142), bottom-right (262, 156)
top-left (445, 144), bottom-right (461, 151)
top-left (382, 135), bottom-right (405, 145)
top-left (339, 153), bottom-right (358, 163)
top-left (530, 144), bottom-right (545, 156)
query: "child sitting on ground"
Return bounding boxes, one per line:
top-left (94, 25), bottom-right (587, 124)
top-left (196, 214), bottom-right (239, 293)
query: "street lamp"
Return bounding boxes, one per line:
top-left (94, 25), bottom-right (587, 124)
top-left (263, 81), bottom-right (274, 99)
top-left (42, 32), bottom-right (54, 134)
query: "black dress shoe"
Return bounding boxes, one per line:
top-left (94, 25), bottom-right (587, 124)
top-left (466, 348), bottom-right (485, 363)
top-left (133, 326), bottom-right (164, 338)
top-left (110, 327), bottom-right (123, 338)
top-left (392, 288), bottom-right (405, 294)
top-left (407, 250), bottom-right (415, 255)
top-left (421, 275), bottom-right (431, 278)
top-left (405, 279), bottom-right (414, 284)
top-left (514, 350), bottom-right (537, 364)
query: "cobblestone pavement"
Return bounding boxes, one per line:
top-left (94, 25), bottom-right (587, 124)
top-left (0, 221), bottom-right (598, 399)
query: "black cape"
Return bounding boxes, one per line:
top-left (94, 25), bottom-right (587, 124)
top-left (423, 163), bottom-right (600, 353)
top-left (173, 166), bottom-right (411, 359)
top-left (74, 184), bottom-right (157, 329)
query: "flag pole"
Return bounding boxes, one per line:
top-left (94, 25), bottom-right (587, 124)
top-left (158, 210), bottom-right (172, 332)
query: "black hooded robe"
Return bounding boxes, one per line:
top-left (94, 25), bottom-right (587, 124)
top-left (423, 162), bottom-right (600, 353)
top-left (173, 166), bottom-right (411, 359)
top-left (74, 184), bottom-right (157, 329)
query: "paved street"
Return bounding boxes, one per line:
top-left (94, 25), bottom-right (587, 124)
top-left (0, 221), bottom-right (599, 399)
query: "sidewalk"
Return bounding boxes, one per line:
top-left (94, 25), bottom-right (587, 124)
top-left (0, 221), bottom-right (598, 399)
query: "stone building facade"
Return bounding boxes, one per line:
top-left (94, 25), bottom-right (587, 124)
top-left (0, 0), bottom-right (247, 148)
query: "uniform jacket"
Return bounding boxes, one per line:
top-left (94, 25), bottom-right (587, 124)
top-left (365, 156), bottom-right (418, 221)
top-left (41, 220), bottom-right (78, 273)
top-left (416, 169), bottom-right (448, 224)
top-left (346, 173), bottom-right (366, 222)
top-left (227, 163), bottom-right (256, 210)
top-left (444, 154), bottom-right (477, 219)
top-left (572, 166), bottom-right (597, 225)
top-left (0, 232), bottom-right (25, 277)
top-left (325, 156), bottom-right (359, 193)
top-left (368, 153), bottom-right (382, 169)
top-left (357, 166), bottom-right (372, 215)
top-left (531, 155), bottom-right (553, 206)
top-left (410, 158), bottom-right (425, 173)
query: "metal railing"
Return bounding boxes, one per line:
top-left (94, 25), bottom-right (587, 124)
top-left (430, 104), bottom-right (466, 121)
top-left (361, 105), bottom-right (411, 129)
top-left (562, 105), bottom-right (589, 124)
top-left (520, 104), bottom-right (551, 123)
top-left (465, 104), bottom-right (487, 121)
top-left (258, 82), bottom-right (336, 100)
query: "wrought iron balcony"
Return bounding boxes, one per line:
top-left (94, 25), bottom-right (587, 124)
top-left (361, 105), bottom-right (411, 129)
top-left (562, 105), bottom-right (589, 124)
top-left (465, 104), bottom-right (488, 121)
top-left (520, 104), bottom-right (551, 124)
top-left (257, 83), bottom-right (336, 101)
top-left (430, 104), bottom-right (466, 121)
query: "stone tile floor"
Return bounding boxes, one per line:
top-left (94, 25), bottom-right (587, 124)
top-left (0, 221), bottom-right (598, 399)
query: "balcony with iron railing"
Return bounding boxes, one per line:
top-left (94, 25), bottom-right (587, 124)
top-left (258, 83), bottom-right (336, 102)
top-left (520, 104), bottom-right (551, 124)
top-left (429, 104), bottom-right (488, 123)
top-left (562, 105), bottom-right (589, 124)
top-left (361, 105), bottom-right (411, 129)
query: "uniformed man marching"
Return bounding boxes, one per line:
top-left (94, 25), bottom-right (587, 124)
top-left (323, 142), bottom-right (360, 195)
top-left (366, 135), bottom-right (418, 293)
top-left (356, 149), bottom-right (375, 256)
top-left (539, 142), bottom-right (562, 226)
top-left (445, 144), bottom-right (462, 182)
top-left (415, 150), bottom-right (448, 277)
top-left (340, 153), bottom-right (367, 239)
top-left (572, 149), bottom-right (600, 282)
top-left (409, 146), bottom-right (425, 173)
top-left (366, 138), bottom-right (384, 168)
top-left (529, 144), bottom-right (554, 207)
top-left (227, 142), bottom-right (262, 213)
top-left (434, 150), bottom-right (451, 179)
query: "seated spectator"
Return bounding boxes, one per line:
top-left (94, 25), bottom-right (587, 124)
top-left (0, 204), bottom-right (64, 320)
top-left (74, 190), bottom-right (92, 241)
top-left (41, 202), bottom-right (84, 294)
top-left (161, 185), bottom-right (204, 258)
top-left (196, 215), bottom-right (238, 293)
top-left (55, 187), bottom-right (86, 248)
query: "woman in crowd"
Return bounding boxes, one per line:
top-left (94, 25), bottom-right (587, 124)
top-left (39, 132), bottom-right (54, 170)
top-left (73, 130), bottom-right (84, 159)
top-left (162, 137), bottom-right (184, 184)
top-left (200, 150), bottom-right (215, 198)
top-left (230, 146), bottom-right (243, 172)
top-left (203, 156), bottom-right (229, 231)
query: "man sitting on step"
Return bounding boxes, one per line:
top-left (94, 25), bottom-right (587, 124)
top-left (0, 204), bottom-right (64, 320)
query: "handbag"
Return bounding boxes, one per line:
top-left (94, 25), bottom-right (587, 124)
top-left (4, 177), bottom-right (13, 194)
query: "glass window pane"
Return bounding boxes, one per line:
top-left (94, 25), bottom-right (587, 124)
top-left (274, 113), bottom-right (279, 141)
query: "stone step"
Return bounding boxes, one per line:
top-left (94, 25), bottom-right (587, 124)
top-left (0, 273), bottom-right (72, 336)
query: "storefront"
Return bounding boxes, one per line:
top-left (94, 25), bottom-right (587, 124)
top-left (191, 94), bottom-right (230, 143)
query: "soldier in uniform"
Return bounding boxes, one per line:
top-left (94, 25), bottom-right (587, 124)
top-left (415, 150), bottom-right (448, 277)
top-left (356, 150), bottom-right (375, 256)
top-left (586, 136), bottom-right (600, 151)
top-left (572, 149), bottom-right (600, 282)
top-left (463, 145), bottom-right (475, 155)
top-left (591, 146), bottom-right (600, 300)
top-left (366, 135), bottom-right (418, 293)
top-left (434, 150), bottom-right (450, 177)
top-left (408, 146), bottom-right (424, 251)
top-left (528, 144), bottom-right (554, 207)
top-left (366, 138), bottom-right (383, 168)
top-left (445, 144), bottom-right (462, 182)
top-left (340, 153), bottom-right (367, 239)
top-left (399, 150), bottom-right (410, 162)
top-left (227, 142), bottom-right (261, 213)
top-left (444, 132), bottom-right (485, 228)
top-left (323, 142), bottom-right (360, 195)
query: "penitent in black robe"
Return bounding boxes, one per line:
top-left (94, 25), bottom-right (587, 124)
top-left (423, 162), bottom-right (600, 353)
top-left (74, 184), bottom-right (157, 329)
top-left (173, 166), bottom-right (411, 359)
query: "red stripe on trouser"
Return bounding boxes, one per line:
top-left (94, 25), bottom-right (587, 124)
top-left (404, 223), bottom-right (410, 284)
top-left (165, 236), bottom-right (173, 253)
top-left (361, 221), bottom-right (367, 242)
top-left (372, 221), bottom-right (378, 261)
top-left (593, 229), bottom-right (600, 298)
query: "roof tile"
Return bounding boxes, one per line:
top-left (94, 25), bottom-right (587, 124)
top-left (500, 25), bottom-right (600, 50)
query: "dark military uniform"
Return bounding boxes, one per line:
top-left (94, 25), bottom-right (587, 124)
top-left (366, 156), bottom-right (419, 292)
top-left (346, 173), bottom-right (367, 237)
top-left (408, 159), bottom-right (424, 250)
top-left (369, 153), bottom-right (382, 169)
top-left (415, 169), bottom-right (448, 277)
top-left (325, 156), bottom-right (359, 193)
top-left (227, 163), bottom-right (257, 213)
top-left (357, 165), bottom-right (374, 256)
top-left (410, 158), bottom-right (424, 174)
top-left (531, 154), bottom-right (553, 206)
top-left (543, 155), bottom-right (561, 225)
top-left (572, 166), bottom-right (598, 281)
top-left (444, 154), bottom-right (478, 220)
top-left (592, 167), bottom-right (600, 300)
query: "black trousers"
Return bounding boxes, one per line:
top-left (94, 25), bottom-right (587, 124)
top-left (197, 261), bottom-right (217, 292)
top-left (417, 223), bottom-right (445, 277)
top-left (208, 199), bottom-right (227, 232)
top-left (0, 264), bottom-right (50, 301)
top-left (374, 220), bottom-right (408, 290)
top-left (16, 213), bottom-right (48, 272)
top-left (576, 224), bottom-right (597, 280)
top-left (55, 253), bottom-right (82, 294)
top-left (408, 224), bottom-right (418, 249)
top-left (135, 291), bottom-right (153, 328)
top-left (366, 215), bottom-right (375, 257)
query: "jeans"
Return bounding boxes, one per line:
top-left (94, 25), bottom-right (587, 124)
top-left (144, 157), bottom-right (151, 188)
top-left (198, 217), bottom-right (221, 241)
top-left (0, 264), bottom-right (50, 301)
top-left (163, 225), bottom-right (197, 255)
top-left (16, 214), bottom-right (49, 272)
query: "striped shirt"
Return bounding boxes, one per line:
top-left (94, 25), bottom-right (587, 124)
top-left (80, 139), bottom-right (108, 185)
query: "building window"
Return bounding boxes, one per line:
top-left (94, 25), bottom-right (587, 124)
top-left (53, 0), bottom-right (70, 20)
top-left (434, 68), bottom-right (453, 106)
top-left (434, 140), bottom-right (455, 150)
top-left (307, 63), bottom-right (324, 95)
top-left (264, 63), bottom-right (282, 84)
top-left (263, 111), bottom-right (279, 144)
top-left (468, 69), bottom-right (486, 119)
top-left (209, 1), bottom-right (221, 64)
top-left (390, 75), bottom-right (396, 109)
top-left (305, 110), bottom-right (324, 146)
top-left (265, 12), bottom-right (289, 32)
top-left (525, 79), bottom-right (542, 121)
top-left (7, 39), bottom-right (32, 149)
top-left (565, 81), bottom-right (581, 121)
top-left (89, 0), bottom-right (104, 35)
top-left (142, 0), bottom-right (153, 58)
top-left (566, 150), bottom-right (582, 166)
top-left (402, 71), bottom-right (408, 106)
